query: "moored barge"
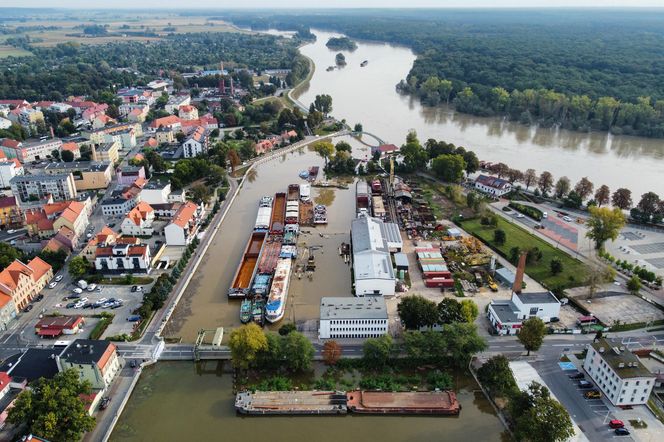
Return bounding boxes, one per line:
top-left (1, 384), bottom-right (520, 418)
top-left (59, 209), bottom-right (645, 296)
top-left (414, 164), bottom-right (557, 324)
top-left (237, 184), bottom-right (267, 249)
top-left (270, 192), bottom-right (286, 235)
top-left (235, 391), bottom-right (348, 415)
top-left (264, 258), bottom-right (292, 323)
top-left (346, 390), bottom-right (460, 415)
top-left (228, 231), bottom-right (266, 298)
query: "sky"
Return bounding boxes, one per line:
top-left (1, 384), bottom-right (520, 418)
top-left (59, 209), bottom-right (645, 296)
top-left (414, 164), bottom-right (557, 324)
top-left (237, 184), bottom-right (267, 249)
top-left (3, 1), bottom-right (664, 9)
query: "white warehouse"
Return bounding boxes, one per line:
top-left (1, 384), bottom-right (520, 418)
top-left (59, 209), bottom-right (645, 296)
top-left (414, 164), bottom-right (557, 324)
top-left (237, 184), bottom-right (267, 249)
top-left (351, 215), bottom-right (395, 297)
top-left (319, 296), bottom-right (388, 339)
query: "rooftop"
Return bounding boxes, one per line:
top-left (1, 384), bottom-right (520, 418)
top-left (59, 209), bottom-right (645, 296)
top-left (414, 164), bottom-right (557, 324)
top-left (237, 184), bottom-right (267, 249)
top-left (351, 216), bottom-right (389, 254)
top-left (476, 174), bottom-right (511, 190)
top-left (43, 161), bottom-right (111, 173)
top-left (0, 348), bottom-right (60, 382)
top-left (516, 291), bottom-right (560, 305)
top-left (59, 339), bottom-right (115, 366)
top-left (591, 338), bottom-right (653, 379)
top-left (490, 301), bottom-right (520, 324)
top-left (320, 296), bottom-right (388, 320)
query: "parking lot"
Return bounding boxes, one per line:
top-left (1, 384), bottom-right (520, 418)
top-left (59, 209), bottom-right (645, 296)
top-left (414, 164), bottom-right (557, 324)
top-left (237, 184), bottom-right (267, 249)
top-left (606, 228), bottom-right (664, 278)
top-left (566, 287), bottom-right (664, 326)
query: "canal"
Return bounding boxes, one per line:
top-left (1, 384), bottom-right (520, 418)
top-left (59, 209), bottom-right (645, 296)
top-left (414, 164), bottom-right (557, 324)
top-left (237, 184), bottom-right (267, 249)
top-left (111, 362), bottom-right (506, 442)
top-left (295, 30), bottom-right (663, 197)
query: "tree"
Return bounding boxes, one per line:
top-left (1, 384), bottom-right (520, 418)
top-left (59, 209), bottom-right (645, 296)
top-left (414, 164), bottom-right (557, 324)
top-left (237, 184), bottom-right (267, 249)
top-left (510, 382), bottom-right (575, 442)
top-left (362, 335), bottom-right (393, 369)
top-left (311, 140), bottom-right (335, 166)
top-left (493, 228), bottom-right (506, 245)
top-left (460, 299), bottom-right (479, 323)
top-left (586, 206), bottom-right (626, 249)
top-left (550, 257), bottom-right (563, 275)
top-left (281, 331), bottom-right (315, 372)
top-left (518, 317), bottom-right (546, 355)
top-left (574, 177), bottom-right (594, 200)
top-left (637, 191), bottom-right (660, 220)
top-left (227, 149), bottom-right (241, 172)
top-left (627, 275), bottom-right (641, 295)
top-left (523, 168), bottom-right (537, 190)
top-left (438, 298), bottom-right (464, 324)
top-left (189, 183), bottom-right (211, 204)
top-left (431, 154), bottom-right (466, 183)
top-left (353, 122), bottom-right (363, 132)
top-left (477, 355), bottom-right (518, 397)
top-left (313, 94), bottom-right (333, 115)
top-left (611, 188), bottom-right (633, 210)
top-left (175, 132), bottom-right (186, 143)
top-left (509, 246), bottom-right (522, 264)
top-left (322, 340), bottom-right (342, 365)
top-left (585, 264), bottom-right (616, 299)
top-left (229, 323), bottom-right (268, 370)
top-left (61, 149), bottom-right (75, 162)
top-left (0, 242), bottom-right (24, 271)
top-left (400, 131), bottom-right (428, 172)
top-left (506, 168), bottom-right (524, 184)
top-left (594, 185), bottom-right (610, 207)
top-left (397, 295), bottom-right (439, 329)
top-left (68, 256), bottom-right (89, 279)
top-left (538, 171), bottom-right (554, 195)
top-left (553, 176), bottom-right (570, 199)
top-left (462, 150), bottom-right (480, 175)
top-left (442, 322), bottom-right (487, 368)
top-left (51, 149), bottom-right (60, 161)
top-left (8, 369), bottom-right (96, 442)
top-left (38, 249), bottom-right (68, 272)
top-left (278, 323), bottom-right (296, 336)
top-left (335, 141), bottom-right (352, 153)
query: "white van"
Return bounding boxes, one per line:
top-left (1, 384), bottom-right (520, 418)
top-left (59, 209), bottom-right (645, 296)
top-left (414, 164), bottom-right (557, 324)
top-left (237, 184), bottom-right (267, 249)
top-left (77, 280), bottom-right (88, 289)
top-left (542, 211), bottom-right (548, 219)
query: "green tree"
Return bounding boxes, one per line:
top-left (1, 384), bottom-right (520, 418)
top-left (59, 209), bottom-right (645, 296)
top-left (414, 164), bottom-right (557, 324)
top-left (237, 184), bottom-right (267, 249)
top-left (586, 206), bottom-right (626, 249)
top-left (61, 149), bottom-right (75, 162)
top-left (278, 322), bottom-right (297, 336)
top-left (353, 122), bottom-right (363, 132)
top-left (550, 258), bottom-right (563, 275)
top-left (281, 331), bottom-right (315, 372)
top-left (509, 246), bottom-right (522, 264)
top-left (229, 323), bottom-right (268, 370)
top-left (335, 141), bottom-right (352, 153)
top-left (493, 228), bottom-right (506, 245)
top-left (510, 382), bottom-right (575, 442)
top-left (68, 256), bottom-right (89, 279)
top-left (38, 249), bottom-right (68, 272)
top-left (594, 184), bottom-right (611, 207)
top-left (362, 335), bottom-right (393, 369)
top-left (8, 369), bottom-right (96, 442)
top-left (523, 169), bottom-right (537, 190)
top-left (460, 299), bottom-right (479, 323)
top-left (477, 355), bottom-right (518, 397)
top-left (518, 317), bottom-right (547, 355)
top-left (0, 243), bottom-right (24, 271)
top-left (311, 140), bottom-right (335, 166)
top-left (554, 176), bottom-right (570, 199)
top-left (397, 295), bottom-right (439, 329)
top-left (438, 298), bottom-right (464, 324)
top-left (442, 322), bottom-right (487, 368)
top-left (611, 188), bottom-right (633, 210)
top-left (538, 171), bottom-right (554, 195)
top-left (627, 275), bottom-right (641, 295)
top-left (574, 177), bottom-right (594, 200)
top-left (313, 94), bottom-right (333, 115)
top-left (431, 154), bottom-right (466, 183)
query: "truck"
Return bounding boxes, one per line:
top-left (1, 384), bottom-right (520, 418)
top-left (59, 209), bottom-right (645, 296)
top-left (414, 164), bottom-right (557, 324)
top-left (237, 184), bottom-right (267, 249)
top-left (77, 280), bottom-right (88, 290)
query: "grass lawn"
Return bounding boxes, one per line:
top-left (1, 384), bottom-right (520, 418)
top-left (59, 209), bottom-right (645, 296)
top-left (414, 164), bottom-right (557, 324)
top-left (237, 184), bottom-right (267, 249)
top-left (0, 46), bottom-right (32, 58)
top-left (460, 216), bottom-right (588, 290)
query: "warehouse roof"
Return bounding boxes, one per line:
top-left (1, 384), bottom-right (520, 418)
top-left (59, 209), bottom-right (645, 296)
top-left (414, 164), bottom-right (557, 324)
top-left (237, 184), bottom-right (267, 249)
top-left (320, 296), bottom-right (388, 320)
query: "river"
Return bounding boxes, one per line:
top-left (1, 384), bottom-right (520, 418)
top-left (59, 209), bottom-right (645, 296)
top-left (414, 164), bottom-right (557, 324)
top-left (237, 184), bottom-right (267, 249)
top-left (294, 30), bottom-right (663, 197)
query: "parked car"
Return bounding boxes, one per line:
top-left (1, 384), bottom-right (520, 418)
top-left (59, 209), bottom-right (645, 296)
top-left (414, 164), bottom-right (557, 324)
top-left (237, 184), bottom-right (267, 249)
top-left (584, 390), bottom-right (601, 399)
top-left (34, 294), bottom-right (44, 302)
top-left (108, 223), bottom-right (116, 228)
top-left (614, 428), bottom-right (630, 436)
top-left (563, 216), bottom-right (572, 222)
top-left (516, 213), bottom-right (525, 218)
top-left (67, 294), bottom-right (81, 300)
top-left (578, 380), bottom-right (593, 389)
top-left (48, 282), bottom-right (58, 289)
top-left (568, 371), bottom-right (584, 380)
top-left (55, 275), bottom-right (63, 282)
top-left (130, 359), bottom-right (137, 368)
top-left (131, 285), bottom-right (137, 292)
top-left (87, 284), bottom-right (97, 292)
top-left (66, 302), bottom-right (77, 308)
top-left (23, 305), bottom-right (33, 313)
top-left (100, 397), bottom-right (111, 410)
top-left (542, 212), bottom-right (548, 218)
top-left (77, 280), bottom-right (88, 290)
top-left (7, 229), bottom-right (16, 234)
top-left (127, 315), bottom-right (141, 322)
top-left (73, 288), bottom-right (83, 294)
top-left (609, 420), bottom-right (624, 429)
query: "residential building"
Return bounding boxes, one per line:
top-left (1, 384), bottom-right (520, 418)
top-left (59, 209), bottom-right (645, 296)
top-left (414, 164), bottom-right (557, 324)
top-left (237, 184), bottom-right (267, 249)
top-left (350, 215), bottom-right (395, 297)
top-left (94, 141), bottom-right (120, 164)
top-left (101, 197), bottom-right (136, 217)
top-left (91, 114), bottom-right (116, 130)
top-left (35, 316), bottom-right (84, 338)
top-left (25, 200), bottom-right (88, 242)
top-left (9, 108), bottom-right (44, 133)
top-left (182, 126), bottom-right (208, 158)
top-left (0, 257), bottom-right (53, 311)
top-left (149, 115), bottom-right (182, 132)
top-left (10, 173), bottom-right (77, 204)
top-left (81, 103), bottom-right (109, 123)
top-left (178, 105), bottom-right (199, 121)
top-left (0, 348), bottom-right (60, 383)
top-left (151, 202), bottom-right (182, 218)
top-left (43, 161), bottom-right (113, 191)
top-left (128, 106), bottom-right (148, 123)
top-left (51, 200), bottom-right (88, 242)
top-left (319, 296), bottom-right (388, 339)
top-left (1, 138), bottom-right (62, 163)
top-left (165, 95), bottom-right (191, 114)
top-left (583, 338), bottom-right (656, 406)
top-left (117, 165), bottom-right (146, 186)
top-left (155, 126), bottom-right (175, 144)
top-left (164, 202), bottom-right (201, 245)
top-left (57, 340), bottom-right (122, 390)
top-left (0, 294), bottom-right (18, 331)
top-left (371, 144), bottom-right (399, 157)
top-left (121, 202), bottom-right (155, 236)
top-left (168, 189), bottom-right (186, 203)
top-left (119, 102), bottom-right (149, 117)
top-left (474, 174), bottom-right (512, 197)
top-left (0, 196), bottom-right (21, 229)
top-left (140, 180), bottom-right (171, 205)
top-left (61, 142), bottom-right (81, 159)
top-left (94, 243), bottom-right (152, 274)
top-left (81, 226), bottom-right (119, 261)
top-left (0, 159), bottom-right (24, 188)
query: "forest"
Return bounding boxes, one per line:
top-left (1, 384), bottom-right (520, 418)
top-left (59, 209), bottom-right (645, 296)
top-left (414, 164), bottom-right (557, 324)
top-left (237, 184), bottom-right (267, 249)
top-left (0, 31), bottom-right (308, 101)
top-left (220, 9), bottom-right (664, 138)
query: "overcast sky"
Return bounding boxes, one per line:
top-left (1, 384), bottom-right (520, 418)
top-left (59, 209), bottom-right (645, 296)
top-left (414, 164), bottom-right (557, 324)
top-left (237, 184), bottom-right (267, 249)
top-left (4, 1), bottom-right (664, 9)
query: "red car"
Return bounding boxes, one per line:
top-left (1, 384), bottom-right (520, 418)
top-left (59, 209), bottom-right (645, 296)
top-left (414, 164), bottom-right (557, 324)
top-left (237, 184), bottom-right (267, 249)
top-left (609, 420), bottom-right (624, 429)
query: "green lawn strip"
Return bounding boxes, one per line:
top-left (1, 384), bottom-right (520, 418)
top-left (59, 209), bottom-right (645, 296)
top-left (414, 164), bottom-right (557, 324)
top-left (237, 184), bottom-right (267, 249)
top-left (460, 217), bottom-right (588, 290)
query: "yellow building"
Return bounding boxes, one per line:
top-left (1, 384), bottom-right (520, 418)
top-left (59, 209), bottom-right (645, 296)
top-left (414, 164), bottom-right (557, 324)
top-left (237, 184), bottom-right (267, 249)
top-left (94, 140), bottom-right (120, 164)
top-left (0, 196), bottom-right (21, 228)
top-left (0, 257), bottom-right (53, 312)
top-left (43, 161), bottom-right (113, 191)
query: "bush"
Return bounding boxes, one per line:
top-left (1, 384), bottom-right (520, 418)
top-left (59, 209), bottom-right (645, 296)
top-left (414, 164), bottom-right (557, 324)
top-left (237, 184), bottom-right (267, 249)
top-left (493, 229), bottom-right (506, 245)
top-left (254, 376), bottom-right (293, 391)
top-left (89, 314), bottom-right (114, 340)
top-left (313, 377), bottom-right (336, 390)
top-left (508, 202), bottom-right (543, 221)
top-left (427, 370), bottom-right (453, 390)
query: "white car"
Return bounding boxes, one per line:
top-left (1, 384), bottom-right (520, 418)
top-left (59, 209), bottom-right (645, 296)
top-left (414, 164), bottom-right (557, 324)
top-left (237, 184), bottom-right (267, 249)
top-left (87, 284), bottom-right (97, 292)
top-left (55, 275), bottom-right (63, 282)
top-left (542, 212), bottom-right (548, 218)
top-left (563, 216), bottom-right (572, 222)
top-left (48, 282), bottom-right (58, 289)
top-left (73, 288), bottom-right (83, 294)
top-left (7, 229), bottom-right (16, 234)
top-left (516, 214), bottom-right (525, 218)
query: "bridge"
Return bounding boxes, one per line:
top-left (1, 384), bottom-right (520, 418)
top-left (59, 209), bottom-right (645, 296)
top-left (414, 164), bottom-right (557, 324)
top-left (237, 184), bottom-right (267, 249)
top-left (333, 130), bottom-right (385, 147)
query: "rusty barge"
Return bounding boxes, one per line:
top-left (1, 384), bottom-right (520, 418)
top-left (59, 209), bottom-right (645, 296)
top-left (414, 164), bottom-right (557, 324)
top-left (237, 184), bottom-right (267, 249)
top-left (228, 231), bottom-right (266, 298)
top-left (235, 391), bottom-right (347, 415)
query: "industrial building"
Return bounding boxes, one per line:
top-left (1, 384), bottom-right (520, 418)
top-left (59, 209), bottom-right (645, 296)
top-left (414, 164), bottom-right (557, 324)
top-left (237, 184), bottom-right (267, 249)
top-left (319, 296), bottom-right (388, 339)
top-left (350, 215), bottom-right (396, 297)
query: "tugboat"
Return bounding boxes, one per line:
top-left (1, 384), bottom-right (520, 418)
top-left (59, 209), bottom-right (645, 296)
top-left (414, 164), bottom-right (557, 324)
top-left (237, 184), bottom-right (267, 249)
top-left (360, 60), bottom-right (368, 67)
top-left (326, 66), bottom-right (335, 72)
top-left (252, 297), bottom-right (265, 326)
top-left (240, 299), bottom-right (252, 324)
top-left (299, 170), bottom-right (310, 179)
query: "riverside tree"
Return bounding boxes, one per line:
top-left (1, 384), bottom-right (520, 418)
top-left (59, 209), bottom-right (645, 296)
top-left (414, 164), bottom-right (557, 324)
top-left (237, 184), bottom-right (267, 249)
top-left (510, 382), bottom-right (575, 442)
top-left (431, 154), bottom-right (466, 183)
top-left (362, 335), bottom-right (393, 369)
top-left (322, 340), bottom-right (342, 365)
top-left (397, 295), bottom-right (439, 329)
top-left (281, 331), bottom-right (315, 372)
top-left (586, 206), bottom-right (626, 249)
top-left (229, 323), bottom-right (268, 370)
top-left (518, 317), bottom-right (547, 355)
top-left (477, 355), bottom-right (518, 398)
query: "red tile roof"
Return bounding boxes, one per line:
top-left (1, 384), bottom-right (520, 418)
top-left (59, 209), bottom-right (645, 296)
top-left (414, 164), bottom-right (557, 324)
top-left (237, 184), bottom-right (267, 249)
top-left (1, 139), bottom-right (21, 149)
top-left (28, 256), bottom-right (52, 281)
top-left (149, 115), bottom-right (181, 129)
top-left (62, 142), bottom-right (80, 152)
top-left (171, 202), bottom-right (198, 228)
top-left (0, 196), bottom-right (16, 209)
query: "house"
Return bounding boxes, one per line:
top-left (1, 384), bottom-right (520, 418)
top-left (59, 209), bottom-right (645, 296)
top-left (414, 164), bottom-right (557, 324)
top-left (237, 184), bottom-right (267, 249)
top-left (255, 138), bottom-right (276, 155)
top-left (0, 294), bottom-right (18, 331)
top-left (94, 140), bottom-right (120, 164)
top-left (0, 159), bottom-right (24, 188)
top-left (81, 226), bottom-right (119, 261)
top-left (10, 173), bottom-right (77, 204)
top-left (474, 174), bottom-right (512, 197)
top-left (121, 202), bottom-right (155, 236)
top-left (319, 296), bottom-right (388, 339)
top-left (168, 188), bottom-right (186, 203)
top-left (151, 202), bottom-right (182, 218)
top-left (155, 126), bottom-right (175, 144)
top-left (144, 137), bottom-right (158, 148)
top-left (178, 105), bottom-right (199, 121)
top-left (57, 339), bottom-right (122, 390)
top-left (1, 138), bottom-right (62, 163)
top-left (140, 180), bottom-right (172, 205)
top-left (101, 197), bottom-right (137, 217)
top-left (351, 215), bottom-right (395, 297)
top-left (81, 103), bottom-right (109, 123)
top-left (0, 257), bottom-right (53, 312)
top-left (583, 338), bottom-right (656, 406)
top-left (182, 126), bottom-right (208, 158)
top-left (117, 165), bottom-right (146, 186)
top-left (35, 316), bottom-right (84, 338)
top-left (165, 95), bottom-right (191, 114)
top-left (0, 348), bottom-right (60, 383)
top-left (0, 196), bottom-right (21, 229)
top-left (91, 114), bottom-right (116, 130)
top-left (164, 202), bottom-right (201, 246)
top-left (149, 115), bottom-right (182, 132)
top-left (43, 161), bottom-right (113, 191)
top-left (128, 106), bottom-right (148, 123)
top-left (9, 108), bottom-right (44, 133)
top-left (281, 130), bottom-right (298, 143)
top-left (371, 144), bottom-right (399, 157)
top-left (43, 227), bottom-right (76, 253)
top-left (61, 142), bottom-right (81, 160)
top-left (24, 200), bottom-right (88, 244)
top-left (95, 243), bottom-right (152, 274)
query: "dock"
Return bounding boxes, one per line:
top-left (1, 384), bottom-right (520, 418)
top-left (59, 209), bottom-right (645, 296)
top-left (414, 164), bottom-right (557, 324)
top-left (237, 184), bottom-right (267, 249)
top-left (346, 390), bottom-right (460, 415)
top-left (235, 391), bottom-right (348, 415)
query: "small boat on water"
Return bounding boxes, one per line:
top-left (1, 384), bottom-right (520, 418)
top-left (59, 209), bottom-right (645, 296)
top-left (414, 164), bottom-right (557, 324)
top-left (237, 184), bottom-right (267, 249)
top-left (240, 299), bottom-right (252, 324)
top-left (308, 166), bottom-right (319, 180)
top-left (299, 170), bottom-right (310, 179)
top-left (360, 60), bottom-right (368, 67)
top-left (326, 66), bottom-right (335, 71)
top-left (314, 204), bottom-right (328, 224)
top-left (252, 297), bottom-right (265, 326)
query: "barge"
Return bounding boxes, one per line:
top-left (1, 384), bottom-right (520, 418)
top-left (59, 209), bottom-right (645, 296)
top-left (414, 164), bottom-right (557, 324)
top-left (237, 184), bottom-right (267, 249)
top-left (254, 196), bottom-right (273, 231)
top-left (299, 183), bottom-right (311, 202)
top-left (314, 204), bottom-right (327, 224)
top-left (240, 299), bottom-right (252, 323)
top-left (236, 391), bottom-right (348, 415)
top-left (264, 258), bottom-right (292, 323)
top-left (346, 391), bottom-right (460, 415)
top-left (257, 239), bottom-right (282, 274)
top-left (356, 180), bottom-right (372, 216)
top-left (270, 193), bottom-right (286, 235)
top-left (308, 166), bottom-right (319, 181)
top-left (285, 200), bottom-right (299, 225)
top-left (228, 231), bottom-right (266, 298)
top-left (287, 184), bottom-right (300, 201)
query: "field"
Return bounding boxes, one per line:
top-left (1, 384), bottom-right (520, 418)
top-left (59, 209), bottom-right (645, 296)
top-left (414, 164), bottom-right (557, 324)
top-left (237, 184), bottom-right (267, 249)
top-left (0, 46), bottom-right (32, 58)
top-left (460, 216), bottom-right (589, 291)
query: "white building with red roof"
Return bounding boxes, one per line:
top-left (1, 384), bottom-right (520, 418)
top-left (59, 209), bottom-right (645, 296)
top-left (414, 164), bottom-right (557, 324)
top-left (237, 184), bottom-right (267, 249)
top-left (0, 257), bottom-right (53, 312)
top-left (164, 201), bottom-right (203, 246)
top-left (94, 243), bottom-right (152, 274)
top-left (121, 201), bottom-right (155, 236)
top-left (182, 126), bottom-right (208, 158)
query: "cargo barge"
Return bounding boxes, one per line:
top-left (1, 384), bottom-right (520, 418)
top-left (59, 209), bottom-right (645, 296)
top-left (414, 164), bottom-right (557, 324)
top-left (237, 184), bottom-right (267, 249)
top-left (356, 180), bottom-right (371, 216)
top-left (228, 231), bottom-right (266, 298)
top-left (264, 258), bottom-right (292, 323)
top-left (285, 200), bottom-right (299, 225)
top-left (236, 391), bottom-right (347, 415)
top-left (346, 391), bottom-right (460, 415)
top-left (308, 166), bottom-right (319, 181)
top-left (270, 193), bottom-right (286, 234)
top-left (254, 196), bottom-right (274, 231)
top-left (299, 200), bottom-right (314, 226)
top-left (287, 184), bottom-right (299, 201)
top-left (257, 239), bottom-right (282, 274)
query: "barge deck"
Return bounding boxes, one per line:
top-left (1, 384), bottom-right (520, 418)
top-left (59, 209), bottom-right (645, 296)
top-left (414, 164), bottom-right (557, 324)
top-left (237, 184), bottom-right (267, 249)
top-left (236, 391), bottom-right (347, 415)
top-left (346, 391), bottom-right (460, 415)
top-left (228, 232), bottom-right (266, 298)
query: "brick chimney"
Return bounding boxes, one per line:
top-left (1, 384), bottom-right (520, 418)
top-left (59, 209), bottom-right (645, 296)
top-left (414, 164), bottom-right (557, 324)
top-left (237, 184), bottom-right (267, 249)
top-left (512, 252), bottom-right (526, 294)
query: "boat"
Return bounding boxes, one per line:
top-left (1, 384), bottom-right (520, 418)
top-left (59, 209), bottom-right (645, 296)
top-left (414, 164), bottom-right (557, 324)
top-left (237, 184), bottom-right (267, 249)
top-left (254, 196), bottom-right (274, 231)
top-left (360, 60), bottom-right (368, 67)
top-left (228, 231), bottom-right (267, 298)
top-left (308, 166), bottom-right (319, 180)
top-left (285, 200), bottom-right (299, 225)
top-left (283, 224), bottom-right (299, 245)
top-left (270, 192), bottom-right (286, 234)
top-left (314, 204), bottom-right (327, 224)
top-left (280, 245), bottom-right (297, 259)
top-left (252, 297), bottom-right (265, 326)
top-left (299, 170), bottom-right (310, 179)
top-left (265, 258), bottom-right (292, 323)
top-left (326, 66), bottom-right (335, 72)
top-left (300, 183), bottom-right (311, 202)
top-left (240, 299), bottom-right (252, 323)
top-left (257, 239), bottom-right (282, 274)
top-left (287, 184), bottom-right (300, 201)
